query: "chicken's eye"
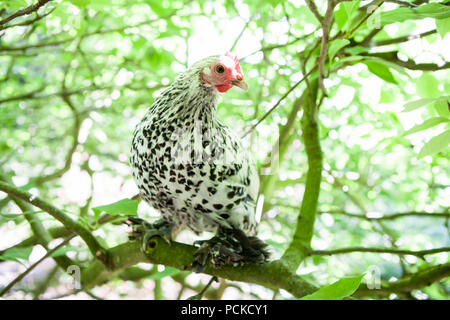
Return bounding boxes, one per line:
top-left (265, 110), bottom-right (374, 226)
top-left (215, 64), bottom-right (225, 74)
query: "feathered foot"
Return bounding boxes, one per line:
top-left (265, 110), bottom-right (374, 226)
top-left (125, 216), bottom-right (173, 253)
top-left (192, 227), bottom-right (270, 273)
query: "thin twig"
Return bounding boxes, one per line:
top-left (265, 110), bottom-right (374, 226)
top-left (241, 66), bottom-right (317, 138)
top-left (0, 235), bottom-right (75, 297)
top-left (310, 246), bottom-right (450, 258)
top-left (326, 210), bottom-right (450, 220)
top-left (306, 0), bottom-right (335, 98)
top-left (34, 94), bottom-right (81, 184)
top-left (0, 7), bottom-right (55, 31)
top-left (348, 0), bottom-right (384, 37)
top-left (186, 276), bottom-right (218, 300)
top-left (0, 0), bottom-right (53, 26)
top-left (229, 19), bottom-right (251, 52)
top-left (370, 29), bottom-right (436, 47)
top-left (0, 181), bottom-right (109, 265)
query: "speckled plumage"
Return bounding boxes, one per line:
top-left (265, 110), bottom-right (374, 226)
top-left (130, 55), bottom-right (259, 237)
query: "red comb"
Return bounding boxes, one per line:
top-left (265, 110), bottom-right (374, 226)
top-left (225, 52), bottom-right (239, 64)
top-left (224, 52), bottom-right (242, 74)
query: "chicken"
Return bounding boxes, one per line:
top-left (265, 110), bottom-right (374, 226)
top-left (129, 53), bottom-right (269, 272)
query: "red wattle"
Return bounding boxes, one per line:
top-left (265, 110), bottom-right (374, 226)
top-left (215, 84), bottom-right (232, 92)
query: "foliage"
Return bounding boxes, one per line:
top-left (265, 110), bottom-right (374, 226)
top-left (0, 0), bottom-right (449, 300)
top-left (299, 274), bottom-right (364, 300)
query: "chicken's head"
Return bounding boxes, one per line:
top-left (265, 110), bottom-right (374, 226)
top-left (200, 52), bottom-right (248, 93)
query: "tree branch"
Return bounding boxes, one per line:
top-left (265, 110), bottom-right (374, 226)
top-left (369, 29), bottom-right (437, 47)
top-left (0, 181), bottom-right (108, 265)
top-left (80, 239), bottom-right (318, 299)
top-left (348, 0), bottom-right (384, 37)
top-left (241, 66), bottom-right (317, 138)
top-left (362, 51), bottom-right (450, 71)
top-left (0, 9), bottom-right (184, 52)
top-left (0, 213), bottom-right (118, 261)
top-left (0, 175), bottom-right (74, 269)
top-left (0, 235), bottom-right (74, 297)
top-left (281, 78), bottom-right (322, 271)
top-left (355, 262), bottom-right (450, 297)
top-left (0, 7), bottom-right (55, 31)
top-left (0, 83), bottom-right (163, 105)
top-left (325, 210), bottom-right (450, 220)
top-left (310, 246), bottom-right (450, 258)
top-left (34, 94), bottom-right (81, 184)
top-left (0, 0), bottom-right (53, 26)
top-left (306, 0), bottom-right (334, 97)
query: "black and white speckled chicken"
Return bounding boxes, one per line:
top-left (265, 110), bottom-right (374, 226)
top-left (129, 53), bottom-right (269, 272)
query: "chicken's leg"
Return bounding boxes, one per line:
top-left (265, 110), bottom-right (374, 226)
top-left (125, 216), bottom-right (173, 253)
top-left (192, 227), bottom-right (270, 273)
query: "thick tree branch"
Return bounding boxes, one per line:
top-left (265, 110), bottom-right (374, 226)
top-left (281, 78), bottom-right (322, 271)
top-left (81, 239), bottom-right (318, 299)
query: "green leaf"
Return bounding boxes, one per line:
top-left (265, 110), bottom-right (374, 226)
top-left (334, 3), bottom-right (348, 30)
top-left (334, 0), bottom-right (360, 32)
top-left (145, 0), bottom-right (172, 16)
top-left (381, 3), bottom-right (450, 26)
top-left (417, 3), bottom-right (450, 20)
top-left (363, 56), bottom-right (409, 76)
top-left (344, 45), bottom-right (368, 56)
top-left (416, 73), bottom-right (441, 98)
top-left (418, 130), bottom-right (450, 158)
top-left (436, 17), bottom-right (450, 38)
top-left (343, 0), bottom-right (360, 20)
top-left (49, 246), bottom-right (88, 258)
top-left (300, 274), bottom-right (364, 300)
top-left (4, 0), bottom-right (27, 11)
top-left (0, 213), bottom-right (22, 219)
top-left (147, 267), bottom-right (180, 280)
top-left (266, 0), bottom-right (283, 7)
top-left (67, 0), bottom-right (91, 8)
top-left (363, 61), bottom-right (397, 84)
top-left (379, 89), bottom-right (396, 103)
top-left (92, 198), bottom-right (138, 220)
top-left (403, 98), bottom-right (438, 112)
top-left (328, 39), bottom-right (350, 61)
top-left (434, 99), bottom-right (450, 118)
top-left (0, 210), bottom-right (43, 219)
top-left (404, 117), bottom-right (449, 136)
top-left (0, 246), bottom-right (33, 265)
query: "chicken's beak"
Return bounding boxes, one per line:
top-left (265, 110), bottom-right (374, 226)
top-left (230, 79), bottom-right (248, 91)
